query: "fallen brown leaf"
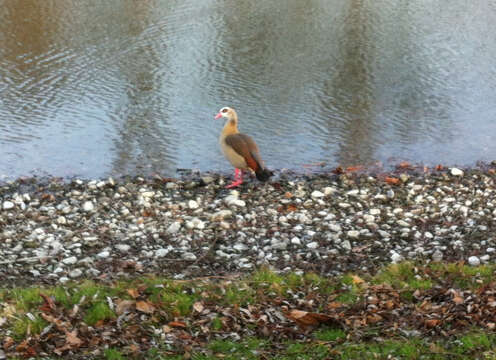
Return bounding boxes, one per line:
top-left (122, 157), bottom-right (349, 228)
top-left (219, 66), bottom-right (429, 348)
top-left (425, 319), bottom-right (441, 328)
top-left (168, 321), bottom-right (187, 328)
top-left (193, 301), bottom-right (204, 313)
top-left (385, 176), bottom-right (400, 185)
top-left (116, 300), bottom-right (135, 315)
top-left (127, 288), bottom-right (140, 299)
top-left (39, 293), bottom-right (56, 313)
top-left (285, 309), bottom-right (335, 328)
top-left (136, 300), bottom-right (155, 314)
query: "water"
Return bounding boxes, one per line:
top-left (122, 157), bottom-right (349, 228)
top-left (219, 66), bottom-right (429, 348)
top-left (1, 0), bottom-right (495, 179)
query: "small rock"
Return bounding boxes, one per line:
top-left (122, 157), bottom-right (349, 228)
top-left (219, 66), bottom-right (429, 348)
top-left (391, 252), bottom-right (403, 263)
top-left (82, 201), bottom-right (94, 212)
top-left (2, 201), bottom-right (14, 210)
top-left (233, 199), bottom-right (246, 207)
top-left (59, 276), bottom-right (70, 284)
top-left (306, 241), bottom-right (318, 249)
top-left (451, 167), bottom-right (464, 176)
top-left (182, 252), bottom-right (197, 261)
top-left (69, 269), bottom-right (83, 278)
top-left (155, 248), bottom-right (169, 258)
top-left (211, 210), bottom-right (233, 221)
top-left (468, 256), bottom-right (480, 266)
top-left (62, 256), bottom-right (78, 265)
top-left (347, 230), bottom-right (360, 239)
top-left (57, 216), bottom-right (67, 225)
top-left (116, 244), bottom-right (131, 252)
top-left (188, 200), bottom-right (199, 209)
top-left (432, 250), bottom-right (443, 262)
top-left (311, 190), bottom-right (325, 199)
top-left (233, 243), bottom-right (249, 251)
top-left (291, 236), bottom-right (301, 245)
top-left (341, 240), bottom-right (352, 251)
top-left (324, 187), bottom-right (337, 195)
top-left (201, 176), bottom-right (214, 184)
top-left (167, 221), bottom-right (181, 234)
top-left (97, 250), bottom-right (110, 259)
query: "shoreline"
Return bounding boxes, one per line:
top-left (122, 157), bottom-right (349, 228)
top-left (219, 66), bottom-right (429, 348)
top-left (1, 163), bottom-right (496, 287)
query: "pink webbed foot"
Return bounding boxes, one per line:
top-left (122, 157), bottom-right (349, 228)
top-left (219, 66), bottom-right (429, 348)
top-left (225, 179), bottom-right (243, 188)
top-left (225, 168), bottom-right (243, 188)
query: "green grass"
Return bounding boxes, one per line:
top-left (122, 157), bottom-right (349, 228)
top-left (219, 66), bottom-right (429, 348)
top-left (12, 314), bottom-right (48, 340)
top-left (84, 301), bottom-right (115, 325)
top-left (3, 262), bottom-right (496, 359)
top-left (104, 348), bottom-right (127, 360)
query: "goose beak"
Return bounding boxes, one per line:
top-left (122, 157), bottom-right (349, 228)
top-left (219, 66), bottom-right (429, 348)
top-left (215, 112), bottom-right (222, 120)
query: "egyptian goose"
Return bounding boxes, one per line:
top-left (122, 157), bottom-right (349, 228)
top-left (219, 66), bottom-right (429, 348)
top-left (215, 106), bottom-right (273, 188)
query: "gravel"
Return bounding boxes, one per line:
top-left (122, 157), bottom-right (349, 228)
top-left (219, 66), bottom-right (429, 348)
top-left (1, 167), bottom-right (496, 286)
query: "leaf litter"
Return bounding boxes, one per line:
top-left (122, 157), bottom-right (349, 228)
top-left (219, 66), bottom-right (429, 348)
top-left (2, 263), bottom-right (496, 358)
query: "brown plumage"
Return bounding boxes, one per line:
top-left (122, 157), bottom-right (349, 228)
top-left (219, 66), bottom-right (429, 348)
top-left (215, 107), bottom-right (273, 188)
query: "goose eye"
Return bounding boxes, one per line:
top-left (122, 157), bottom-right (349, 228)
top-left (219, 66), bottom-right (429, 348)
top-left (221, 108), bottom-right (228, 113)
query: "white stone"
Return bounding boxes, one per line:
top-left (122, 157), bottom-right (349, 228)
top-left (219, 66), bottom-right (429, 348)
top-left (481, 254), bottom-right (490, 262)
top-left (59, 276), bottom-right (70, 284)
top-left (329, 224), bottom-right (342, 232)
top-left (391, 252), bottom-right (403, 263)
top-left (57, 216), bottom-right (67, 225)
top-left (450, 167), bottom-right (464, 176)
top-left (233, 199), bottom-right (246, 207)
top-left (155, 248), bottom-right (169, 258)
top-left (97, 250), bottom-right (110, 259)
top-left (487, 247), bottom-right (495, 253)
top-left (2, 201), bottom-right (14, 210)
top-left (432, 250), bottom-right (443, 262)
top-left (291, 236), bottom-right (301, 245)
top-left (69, 269), bottom-right (83, 278)
top-left (341, 240), bottom-right (352, 251)
top-left (306, 241), bottom-right (318, 249)
top-left (233, 243), bottom-right (248, 251)
top-left (468, 256), bottom-right (480, 266)
top-left (141, 191), bottom-right (155, 198)
top-left (116, 244), bottom-right (131, 252)
top-left (347, 230), bottom-right (360, 239)
top-left (211, 210), bottom-right (233, 221)
top-left (62, 256), bottom-right (78, 265)
top-left (324, 187), bottom-right (337, 195)
top-left (82, 201), bottom-right (94, 212)
top-left (369, 208), bottom-right (381, 215)
top-left (311, 190), bottom-right (325, 199)
top-left (188, 200), bottom-right (199, 209)
top-left (167, 221), bottom-right (181, 234)
top-left (182, 252), bottom-right (197, 261)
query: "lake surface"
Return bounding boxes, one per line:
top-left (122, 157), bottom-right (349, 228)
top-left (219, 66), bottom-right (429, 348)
top-left (1, 0), bottom-right (496, 179)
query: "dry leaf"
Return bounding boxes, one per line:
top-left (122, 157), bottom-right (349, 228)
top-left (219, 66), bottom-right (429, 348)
top-left (116, 300), bottom-right (135, 315)
top-left (65, 330), bottom-right (83, 347)
top-left (3, 336), bottom-right (14, 349)
top-left (136, 300), bottom-right (155, 314)
top-left (168, 321), bottom-right (187, 328)
top-left (452, 296), bottom-right (464, 305)
top-left (425, 319), bottom-right (441, 328)
top-left (193, 301), bottom-right (204, 313)
top-left (351, 275), bottom-right (364, 285)
top-left (398, 161), bottom-right (412, 169)
top-left (285, 309), bottom-right (334, 328)
top-left (39, 293), bottom-right (56, 313)
top-left (385, 177), bottom-right (400, 185)
top-left (127, 288), bottom-right (140, 299)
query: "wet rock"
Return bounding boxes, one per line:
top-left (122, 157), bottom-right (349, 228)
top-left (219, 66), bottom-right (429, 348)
top-left (451, 168), bottom-right (464, 176)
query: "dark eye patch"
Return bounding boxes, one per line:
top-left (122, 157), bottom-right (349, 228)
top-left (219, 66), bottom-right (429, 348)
top-left (221, 108), bottom-right (228, 113)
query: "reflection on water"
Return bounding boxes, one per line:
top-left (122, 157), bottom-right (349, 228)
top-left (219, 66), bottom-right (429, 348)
top-left (0, 0), bottom-right (495, 179)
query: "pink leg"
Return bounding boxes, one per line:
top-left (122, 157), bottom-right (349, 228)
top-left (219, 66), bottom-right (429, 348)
top-left (226, 168), bottom-right (244, 188)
